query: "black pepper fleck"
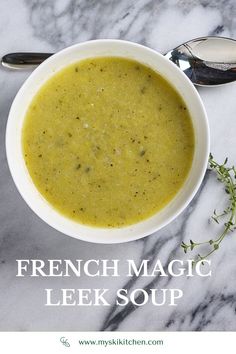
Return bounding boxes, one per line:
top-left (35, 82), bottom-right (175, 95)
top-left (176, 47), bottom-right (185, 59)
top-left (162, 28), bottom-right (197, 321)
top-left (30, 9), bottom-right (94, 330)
top-left (140, 150), bottom-right (146, 156)
top-left (140, 86), bottom-right (146, 94)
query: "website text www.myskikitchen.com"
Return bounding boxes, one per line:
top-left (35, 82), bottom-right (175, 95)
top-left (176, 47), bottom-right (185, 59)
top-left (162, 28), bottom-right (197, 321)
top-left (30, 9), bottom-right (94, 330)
top-left (77, 338), bottom-right (164, 347)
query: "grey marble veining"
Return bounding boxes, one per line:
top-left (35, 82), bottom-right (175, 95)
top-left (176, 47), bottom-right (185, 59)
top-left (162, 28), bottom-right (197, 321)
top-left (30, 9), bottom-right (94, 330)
top-left (1, 0), bottom-right (236, 331)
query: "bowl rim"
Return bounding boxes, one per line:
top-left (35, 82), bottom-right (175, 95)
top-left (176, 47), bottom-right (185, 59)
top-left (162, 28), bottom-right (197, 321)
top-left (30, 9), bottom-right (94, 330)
top-left (5, 39), bottom-right (210, 244)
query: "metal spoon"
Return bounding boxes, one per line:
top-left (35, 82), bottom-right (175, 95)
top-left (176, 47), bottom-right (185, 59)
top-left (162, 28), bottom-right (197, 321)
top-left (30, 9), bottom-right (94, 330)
top-left (2, 36), bottom-right (236, 86)
top-left (165, 36), bottom-right (236, 86)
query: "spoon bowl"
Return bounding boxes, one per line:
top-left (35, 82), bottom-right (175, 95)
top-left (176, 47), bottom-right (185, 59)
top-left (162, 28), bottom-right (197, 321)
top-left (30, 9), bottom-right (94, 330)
top-left (165, 36), bottom-right (236, 86)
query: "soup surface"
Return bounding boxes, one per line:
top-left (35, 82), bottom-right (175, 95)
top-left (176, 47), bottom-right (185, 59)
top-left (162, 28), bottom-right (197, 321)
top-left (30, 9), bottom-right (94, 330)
top-left (22, 57), bottom-right (194, 227)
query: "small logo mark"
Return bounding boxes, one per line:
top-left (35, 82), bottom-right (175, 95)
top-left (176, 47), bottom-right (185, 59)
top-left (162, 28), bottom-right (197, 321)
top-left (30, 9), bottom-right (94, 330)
top-left (60, 337), bottom-right (70, 347)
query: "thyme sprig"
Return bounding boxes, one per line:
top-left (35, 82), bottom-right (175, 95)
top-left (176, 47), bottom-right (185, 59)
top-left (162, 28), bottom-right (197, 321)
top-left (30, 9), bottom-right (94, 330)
top-left (181, 153), bottom-right (236, 262)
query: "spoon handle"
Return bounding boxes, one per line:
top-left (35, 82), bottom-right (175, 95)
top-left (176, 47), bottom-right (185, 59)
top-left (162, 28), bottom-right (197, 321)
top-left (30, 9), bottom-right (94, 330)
top-left (1, 52), bottom-right (53, 69)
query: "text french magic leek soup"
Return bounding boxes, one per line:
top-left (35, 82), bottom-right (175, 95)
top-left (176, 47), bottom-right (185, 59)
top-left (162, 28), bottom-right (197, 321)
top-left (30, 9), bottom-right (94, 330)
top-left (22, 57), bottom-right (194, 228)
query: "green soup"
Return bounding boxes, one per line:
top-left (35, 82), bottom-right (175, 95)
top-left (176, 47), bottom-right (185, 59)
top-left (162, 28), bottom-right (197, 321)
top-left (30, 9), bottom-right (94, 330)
top-left (22, 57), bottom-right (194, 228)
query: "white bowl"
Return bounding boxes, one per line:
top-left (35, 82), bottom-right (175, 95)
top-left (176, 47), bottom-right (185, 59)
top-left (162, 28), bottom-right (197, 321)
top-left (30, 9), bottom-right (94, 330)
top-left (6, 40), bottom-right (210, 244)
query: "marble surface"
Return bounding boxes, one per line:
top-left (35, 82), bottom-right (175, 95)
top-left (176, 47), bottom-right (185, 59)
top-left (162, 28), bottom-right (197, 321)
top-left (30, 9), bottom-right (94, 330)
top-left (1, 0), bottom-right (236, 331)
